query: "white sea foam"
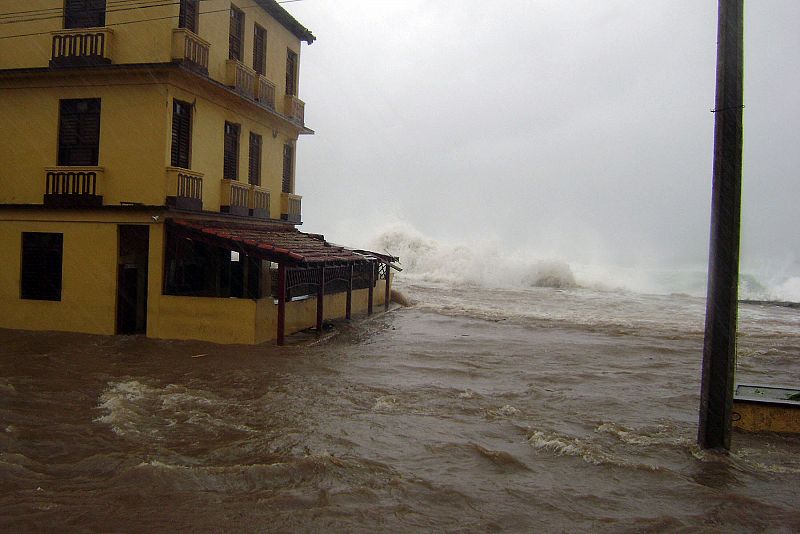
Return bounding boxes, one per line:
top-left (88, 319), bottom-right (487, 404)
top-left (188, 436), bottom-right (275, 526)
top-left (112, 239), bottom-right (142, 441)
top-left (366, 221), bottom-right (800, 302)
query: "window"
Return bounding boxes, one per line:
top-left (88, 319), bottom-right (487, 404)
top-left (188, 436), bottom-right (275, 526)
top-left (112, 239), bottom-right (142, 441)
top-left (179, 0), bottom-right (199, 33)
top-left (65, 0), bottom-right (106, 29)
top-left (282, 143), bottom-right (294, 193)
top-left (285, 50), bottom-right (298, 96)
top-left (229, 5), bottom-right (244, 61)
top-left (58, 99), bottom-right (101, 167)
top-left (248, 133), bottom-right (262, 186)
top-left (223, 122), bottom-right (240, 180)
top-left (21, 233), bottom-right (63, 301)
top-left (171, 100), bottom-right (192, 169)
top-left (253, 24), bottom-right (267, 76)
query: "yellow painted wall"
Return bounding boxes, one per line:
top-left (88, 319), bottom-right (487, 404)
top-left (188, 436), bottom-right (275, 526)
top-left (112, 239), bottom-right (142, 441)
top-left (0, 76), bottom-right (169, 206)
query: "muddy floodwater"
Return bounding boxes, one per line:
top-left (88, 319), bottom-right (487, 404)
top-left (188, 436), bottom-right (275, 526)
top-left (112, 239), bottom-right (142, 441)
top-left (1, 281), bottom-right (799, 532)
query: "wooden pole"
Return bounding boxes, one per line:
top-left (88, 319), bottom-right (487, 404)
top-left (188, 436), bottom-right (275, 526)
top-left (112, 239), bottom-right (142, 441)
top-left (367, 261), bottom-right (374, 315)
top-left (346, 264), bottom-right (353, 320)
top-left (316, 265), bottom-right (325, 333)
top-left (384, 263), bottom-right (390, 311)
top-left (277, 263), bottom-right (286, 346)
top-left (698, 0), bottom-right (744, 451)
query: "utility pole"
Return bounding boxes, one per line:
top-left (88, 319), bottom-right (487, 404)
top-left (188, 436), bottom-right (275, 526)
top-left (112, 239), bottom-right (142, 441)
top-left (698, 0), bottom-right (744, 451)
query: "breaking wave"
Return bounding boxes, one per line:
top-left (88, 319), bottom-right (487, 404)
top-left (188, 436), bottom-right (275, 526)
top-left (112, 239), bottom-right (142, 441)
top-left (367, 222), bottom-right (800, 302)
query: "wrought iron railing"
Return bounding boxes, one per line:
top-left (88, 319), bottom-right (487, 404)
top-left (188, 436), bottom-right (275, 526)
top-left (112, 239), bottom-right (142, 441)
top-left (50, 28), bottom-right (113, 66)
top-left (171, 28), bottom-right (210, 73)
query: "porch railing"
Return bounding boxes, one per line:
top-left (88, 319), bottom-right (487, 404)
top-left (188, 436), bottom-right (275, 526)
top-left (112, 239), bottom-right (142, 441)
top-left (171, 28), bottom-right (210, 74)
top-left (280, 192), bottom-right (302, 223)
top-left (43, 166), bottom-right (104, 207)
top-left (50, 28), bottom-right (113, 66)
top-left (166, 167), bottom-right (203, 211)
top-left (249, 185), bottom-right (270, 219)
top-left (220, 179), bottom-right (250, 216)
top-left (225, 59), bottom-right (257, 100)
top-left (284, 95), bottom-right (305, 125)
top-left (257, 76), bottom-right (276, 110)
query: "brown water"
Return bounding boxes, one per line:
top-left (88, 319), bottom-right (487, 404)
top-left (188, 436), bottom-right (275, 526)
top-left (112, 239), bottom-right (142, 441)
top-left (1, 283), bottom-right (799, 532)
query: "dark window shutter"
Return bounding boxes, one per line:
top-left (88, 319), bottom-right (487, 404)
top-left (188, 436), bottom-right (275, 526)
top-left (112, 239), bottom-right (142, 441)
top-left (229, 6), bottom-right (244, 61)
top-left (286, 50), bottom-right (297, 95)
top-left (282, 144), bottom-right (293, 193)
top-left (253, 25), bottom-right (266, 75)
top-left (179, 0), bottom-right (199, 33)
top-left (171, 100), bottom-right (192, 169)
top-left (249, 133), bottom-right (262, 186)
top-left (65, 0), bottom-right (106, 29)
top-left (58, 99), bottom-right (101, 166)
top-left (21, 233), bottom-right (63, 301)
top-left (224, 122), bottom-right (240, 180)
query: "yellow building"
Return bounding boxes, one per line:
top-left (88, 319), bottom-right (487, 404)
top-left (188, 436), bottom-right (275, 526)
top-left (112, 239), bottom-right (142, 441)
top-left (0, 0), bottom-right (395, 345)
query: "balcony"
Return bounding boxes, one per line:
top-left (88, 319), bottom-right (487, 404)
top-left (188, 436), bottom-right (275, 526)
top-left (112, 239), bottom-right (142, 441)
top-left (43, 167), bottom-right (104, 207)
top-left (284, 95), bottom-right (305, 125)
top-left (50, 28), bottom-right (113, 67)
top-left (280, 193), bottom-right (302, 223)
top-left (250, 185), bottom-right (270, 219)
top-left (220, 179), bottom-right (250, 216)
top-left (257, 76), bottom-right (276, 110)
top-left (166, 167), bottom-right (203, 211)
top-left (225, 59), bottom-right (257, 100)
top-left (171, 29), bottom-right (210, 74)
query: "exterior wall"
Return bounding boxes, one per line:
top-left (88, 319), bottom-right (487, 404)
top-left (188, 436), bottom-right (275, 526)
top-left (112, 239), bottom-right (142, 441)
top-left (0, 1), bottom-right (178, 70)
top-left (0, 210), bottom-right (161, 335)
top-left (0, 76), bottom-right (169, 206)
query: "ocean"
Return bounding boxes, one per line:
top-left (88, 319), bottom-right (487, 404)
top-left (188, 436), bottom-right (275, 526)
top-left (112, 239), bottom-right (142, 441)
top-left (1, 230), bottom-right (799, 532)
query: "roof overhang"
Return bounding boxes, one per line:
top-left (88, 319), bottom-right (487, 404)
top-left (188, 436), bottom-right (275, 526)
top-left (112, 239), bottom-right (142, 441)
top-left (255, 0), bottom-right (316, 44)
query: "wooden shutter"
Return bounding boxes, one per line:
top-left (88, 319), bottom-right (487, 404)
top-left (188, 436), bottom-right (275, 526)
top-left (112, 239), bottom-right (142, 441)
top-left (179, 0), bottom-right (199, 33)
top-left (224, 122), bottom-right (240, 180)
top-left (58, 99), bottom-right (101, 166)
top-left (253, 25), bottom-right (266, 75)
top-left (286, 50), bottom-right (297, 96)
top-left (229, 6), bottom-right (244, 61)
top-left (282, 144), bottom-right (293, 193)
top-left (171, 100), bottom-right (192, 169)
top-left (21, 233), bottom-right (63, 301)
top-left (65, 0), bottom-right (106, 29)
top-left (248, 133), bottom-right (262, 186)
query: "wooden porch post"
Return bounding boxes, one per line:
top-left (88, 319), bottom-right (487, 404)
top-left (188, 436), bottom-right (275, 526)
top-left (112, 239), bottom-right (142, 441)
top-left (277, 262), bottom-right (286, 346)
top-left (384, 262), bottom-right (391, 311)
top-left (316, 265), bottom-right (325, 332)
top-left (346, 264), bottom-right (353, 320)
top-left (368, 261), bottom-right (374, 315)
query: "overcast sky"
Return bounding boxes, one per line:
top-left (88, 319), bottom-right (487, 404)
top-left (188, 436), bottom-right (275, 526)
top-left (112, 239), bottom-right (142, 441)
top-left (285, 1), bottom-right (799, 274)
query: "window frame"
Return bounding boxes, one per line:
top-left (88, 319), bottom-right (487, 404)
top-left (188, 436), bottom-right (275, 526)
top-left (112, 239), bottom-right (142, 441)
top-left (171, 99), bottom-right (193, 169)
top-left (178, 0), bottom-right (200, 33)
top-left (58, 98), bottom-right (101, 167)
top-left (229, 5), bottom-right (245, 61)
top-left (282, 143), bottom-right (294, 194)
top-left (248, 132), bottom-right (262, 186)
top-left (223, 122), bottom-right (241, 181)
top-left (64, 0), bottom-right (107, 29)
top-left (285, 49), bottom-right (298, 96)
top-left (253, 24), bottom-right (267, 76)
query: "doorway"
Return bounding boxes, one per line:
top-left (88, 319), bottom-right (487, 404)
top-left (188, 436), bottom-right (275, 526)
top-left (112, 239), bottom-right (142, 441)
top-left (117, 225), bottom-right (149, 334)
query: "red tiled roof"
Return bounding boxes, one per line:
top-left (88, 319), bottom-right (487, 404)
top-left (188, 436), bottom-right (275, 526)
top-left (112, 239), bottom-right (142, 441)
top-left (169, 219), bottom-right (369, 265)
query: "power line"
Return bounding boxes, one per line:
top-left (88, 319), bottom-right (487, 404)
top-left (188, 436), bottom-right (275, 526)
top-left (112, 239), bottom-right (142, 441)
top-left (0, 2), bottom-right (301, 41)
top-left (0, 1), bottom-right (197, 24)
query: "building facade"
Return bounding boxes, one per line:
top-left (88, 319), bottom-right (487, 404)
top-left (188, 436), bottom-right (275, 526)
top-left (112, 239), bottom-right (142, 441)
top-left (0, 0), bottom-right (394, 344)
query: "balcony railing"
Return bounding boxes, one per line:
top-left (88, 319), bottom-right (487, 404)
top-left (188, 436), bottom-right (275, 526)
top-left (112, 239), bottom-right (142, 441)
top-left (43, 167), bottom-right (104, 207)
top-left (284, 95), bottom-right (305, 125)
top-left (50, 28), bottom-right (113, 67)
top-left (257, 76), bottom-right (276, 110)
top-left (250, 185), bottom-right (270, 219)
top-left (280, 193), bottom-right (302, 223)
top-left (166, 167), bottom-right (203, 211)
top-left (225, 59), bottom-right (257, 100)
top-left (221, 179), bottom-right (250, 216)
top-left (171, 28), bottom-right (210, 74)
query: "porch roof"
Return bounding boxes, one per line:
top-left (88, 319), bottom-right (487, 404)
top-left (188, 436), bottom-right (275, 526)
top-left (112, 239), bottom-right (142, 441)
top-left (168, 219), bottom-right (370, 265)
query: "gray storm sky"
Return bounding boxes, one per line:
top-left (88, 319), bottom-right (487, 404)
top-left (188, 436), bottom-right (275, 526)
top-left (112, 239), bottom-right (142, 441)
top-left (285, 1), bottom-right (799, 272)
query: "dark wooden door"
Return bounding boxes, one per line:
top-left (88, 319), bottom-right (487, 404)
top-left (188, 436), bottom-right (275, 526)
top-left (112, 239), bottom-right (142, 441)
top-left (116, 225), bottom-right (149, 335)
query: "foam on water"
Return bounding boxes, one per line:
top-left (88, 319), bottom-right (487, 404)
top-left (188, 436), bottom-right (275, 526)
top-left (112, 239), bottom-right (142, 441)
top-left (368, 221), bottom-right (800, 302)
